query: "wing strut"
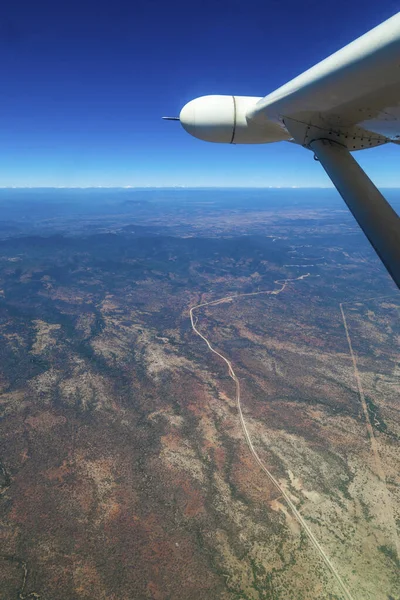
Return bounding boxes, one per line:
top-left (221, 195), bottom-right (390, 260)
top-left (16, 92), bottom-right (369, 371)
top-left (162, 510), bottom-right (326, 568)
top-left (310, 139), bottom-right (400, 289)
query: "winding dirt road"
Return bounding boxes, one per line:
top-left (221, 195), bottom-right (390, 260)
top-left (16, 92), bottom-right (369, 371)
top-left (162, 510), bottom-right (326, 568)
top-left (190, 275), bottom-right (355, 600)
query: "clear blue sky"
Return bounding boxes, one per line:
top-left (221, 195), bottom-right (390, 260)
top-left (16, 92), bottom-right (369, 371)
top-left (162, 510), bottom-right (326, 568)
top-left (0, 0), bottom-right (399, 187)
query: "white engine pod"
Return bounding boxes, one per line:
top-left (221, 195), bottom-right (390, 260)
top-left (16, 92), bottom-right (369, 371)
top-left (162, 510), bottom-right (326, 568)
top-left (179, 95), bottom-right (290, 144)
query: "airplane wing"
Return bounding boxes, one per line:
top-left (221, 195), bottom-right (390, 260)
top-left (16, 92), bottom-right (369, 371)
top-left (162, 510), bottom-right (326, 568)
top-left (172, 12), bottom-right (400, 290)
top-left (246, 12), bottom-right (400, 149)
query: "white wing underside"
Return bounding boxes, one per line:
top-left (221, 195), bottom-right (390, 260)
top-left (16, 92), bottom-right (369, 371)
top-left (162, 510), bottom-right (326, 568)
top-left (248, 13), bottom-right (400, 150)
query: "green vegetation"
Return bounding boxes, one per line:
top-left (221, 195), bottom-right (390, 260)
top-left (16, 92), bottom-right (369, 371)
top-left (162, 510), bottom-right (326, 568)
top-left (365, 395), bottom-right (388, 434)
top-left (378, 545), bottom-right (400, 567)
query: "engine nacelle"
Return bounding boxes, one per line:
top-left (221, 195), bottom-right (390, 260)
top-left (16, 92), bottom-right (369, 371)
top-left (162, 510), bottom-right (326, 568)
top-left (179, 95), bottom-right (290, 144)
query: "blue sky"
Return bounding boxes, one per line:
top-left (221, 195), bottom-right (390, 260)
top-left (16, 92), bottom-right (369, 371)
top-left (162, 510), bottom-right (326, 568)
top-left (0, 0), bottom-right (399, 187)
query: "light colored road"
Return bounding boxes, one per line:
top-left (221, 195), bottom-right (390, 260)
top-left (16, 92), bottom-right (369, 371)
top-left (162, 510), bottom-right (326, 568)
top-left (190, 275), bottom-right (355, 600)
top-left (340, 302), bottom-right (400, 560)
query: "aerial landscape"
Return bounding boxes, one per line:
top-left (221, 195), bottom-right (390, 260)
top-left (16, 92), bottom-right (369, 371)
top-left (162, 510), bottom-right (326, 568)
top-left (2, 0), bottom-right (400, 598)
top-left (0, 188), bottom-right (398, 600)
